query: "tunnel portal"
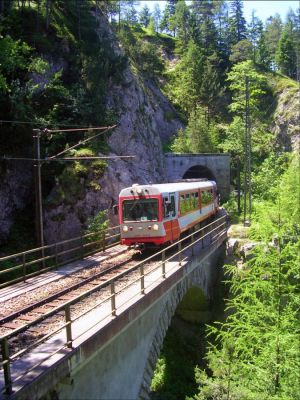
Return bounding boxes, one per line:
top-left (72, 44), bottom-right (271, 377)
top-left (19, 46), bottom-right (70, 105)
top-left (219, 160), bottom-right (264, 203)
top-left (182, 165), bottom-right (216, 182)
top-left (165, 153), bottom-right (230, 201)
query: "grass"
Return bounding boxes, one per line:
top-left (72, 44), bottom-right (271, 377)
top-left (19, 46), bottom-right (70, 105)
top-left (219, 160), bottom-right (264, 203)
top-left (228, 223), bottom-right (250, 239)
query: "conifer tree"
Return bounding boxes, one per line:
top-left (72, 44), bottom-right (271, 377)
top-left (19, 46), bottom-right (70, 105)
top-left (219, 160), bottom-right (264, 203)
top-left (247, 10), bottom-right (263, 63)
top-left (189, 0), bottom-right (218, 55)
top-left (256, 29), bottom-right (272, 69)
top-left (167, 39), bottom-right (205, 112)
top-left (139, 4), bottom-right (151, 28)
top-left (153, 3), bottom-right (161, 33)
top-left (170, 0), bottom-right (190, 53)
top-left (160, 0), bottom-right (178, 36)
top-left (275, 20), bottom-right (298, 79)
top-left (171, 106), bottom-right (217, 153)
top-left (228, 0), bottom-right (247, 46)
top-left (264, 14), bottom-right (283, 69)
top-left (190, 156), bottom-right (300, 400)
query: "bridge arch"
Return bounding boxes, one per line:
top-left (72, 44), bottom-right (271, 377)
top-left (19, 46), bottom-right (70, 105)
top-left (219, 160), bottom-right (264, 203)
top-left (139, 278), bottom-right (209, 398)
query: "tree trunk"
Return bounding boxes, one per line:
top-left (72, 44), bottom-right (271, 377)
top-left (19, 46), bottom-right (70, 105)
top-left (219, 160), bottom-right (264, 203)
top-left (46, 0), bottom-right (51, 30)
top-left (77, 0), bottom-right (81, 40)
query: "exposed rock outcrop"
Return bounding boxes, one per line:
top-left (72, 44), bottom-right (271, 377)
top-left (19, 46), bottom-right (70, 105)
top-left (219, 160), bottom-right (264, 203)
top-left (0, 161), bottom-right (33, 242)
top-left (43, 13), bottom-right (184, 244)
top-left (272, 84), bottom-right (300, 152)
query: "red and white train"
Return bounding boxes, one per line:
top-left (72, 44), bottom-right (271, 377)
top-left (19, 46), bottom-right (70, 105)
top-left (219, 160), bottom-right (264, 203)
top-left (118, 180), bottom-right (219, 247)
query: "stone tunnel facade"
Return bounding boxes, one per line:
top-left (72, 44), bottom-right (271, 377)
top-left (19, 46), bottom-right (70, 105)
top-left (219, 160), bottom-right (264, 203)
top-left (164, 153), bottom-right (231, 201)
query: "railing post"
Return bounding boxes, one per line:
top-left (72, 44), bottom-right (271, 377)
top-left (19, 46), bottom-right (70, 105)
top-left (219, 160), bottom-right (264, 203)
top-left (102, 230), bottom-right (106, 252)
top-left (1, 337), bottom-right (13, 395)
top-left (111, 281), bottom-right (116, 316)
top-left (80, 235), bottom-right (84, 259)
top-left (191, 233), bottom-right (195, 256)
top-left (65, 304), bottom-right (73, 349)
top-left (162, 250), bottom-right (166, 278)
top-left (22, 253), bottom-right (26, 282)
top-left (55, 243), bottom-right (58, 269)
top-left (178, 241), bottom-right (182, 266)
top-left (140, 264), bottom-right (145, 295)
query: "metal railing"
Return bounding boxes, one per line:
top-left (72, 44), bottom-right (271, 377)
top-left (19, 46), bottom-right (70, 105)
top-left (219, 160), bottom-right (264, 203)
top-left (0, 226), bottom-right (121, 289)
top-left (0, 215), bottom-right (228, 395)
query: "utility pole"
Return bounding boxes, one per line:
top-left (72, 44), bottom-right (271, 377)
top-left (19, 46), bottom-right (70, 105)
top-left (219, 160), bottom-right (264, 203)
top-left (243, 77), bottom-right (251, 226)
top-left (237, 156), bottom-right (241, 214)
top-left (32, 129), bottom-right (45, 251)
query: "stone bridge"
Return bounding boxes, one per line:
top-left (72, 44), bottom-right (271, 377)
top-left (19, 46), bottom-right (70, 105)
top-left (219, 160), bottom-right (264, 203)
top-left (1, 227), bottom-right (227, 400)
top-left (164, 153), bottom-right (231, 201)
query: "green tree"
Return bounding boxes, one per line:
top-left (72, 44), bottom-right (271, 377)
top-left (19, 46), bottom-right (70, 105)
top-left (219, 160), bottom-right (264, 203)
top-left (226, 60), bottom-right (267, 118)
top-left (199, 54), bottom-right (224, 121)
top-left (167, 39), bottom-right (205, 113)
top-left (247, 10), bottom-right (263, 63)
top-left (191, 156), bottom-right (300, 400)
top-left (189, 0), bottom-right (218, 56)
top-left (219, 116), bottom-right (244, 158)
top-left (228, 0), bottom-right (247, 46)
top-left (85, 210), bottom-right (108, 243)
top-left (160, 0), bottom-right (178, 36)
top-left (256, 29), bottom-right (272, 69)
top-left (139, 4), bottom-right (151, 28)
top-left (275, 22), bottom-right (298, 78)
top-left (229, 39), bottom-right (252, 63)
top-left (170, 0), bottom-right (190, 53)
top-left (171, 106), bottom-right (217, 153)
top-left (153, 3), bottom-right (161, 33)
top-left (264, 14), bottom-right (283, 69)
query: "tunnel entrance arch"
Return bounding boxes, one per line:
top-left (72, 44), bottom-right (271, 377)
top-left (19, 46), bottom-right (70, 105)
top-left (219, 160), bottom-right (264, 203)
top-left (164, 153), bottom-right (231, 201)
top-left (182, 165), bottom-right (216, 182)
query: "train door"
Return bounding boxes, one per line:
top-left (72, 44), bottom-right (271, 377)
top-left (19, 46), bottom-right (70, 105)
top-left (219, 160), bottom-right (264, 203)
top-left (162, 192), bottom-right (177, 242)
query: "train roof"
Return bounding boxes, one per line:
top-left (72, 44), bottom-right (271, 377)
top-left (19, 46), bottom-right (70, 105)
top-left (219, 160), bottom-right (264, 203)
top-left (119, 180), bottom-right (216, 197)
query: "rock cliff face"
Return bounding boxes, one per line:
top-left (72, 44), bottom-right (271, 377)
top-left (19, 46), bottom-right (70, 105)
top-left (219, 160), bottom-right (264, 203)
top-left (0, 161), bottom-right (33, 243)
top-left (43, 14), bottom-right (183, 244)
top-left (272, 84), bottom-right (300, 152)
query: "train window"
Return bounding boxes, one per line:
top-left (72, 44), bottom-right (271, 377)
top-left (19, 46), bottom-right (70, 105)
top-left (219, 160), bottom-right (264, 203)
top-left (180, 194), bottom-right (185, 214)
top-left (122, 199), bottom-right (158, 222)
top-left (163, 197), bottom-right (169, 218)
top-left (163, 195), bottom-right (176, 218)
top-left (170, 195), bottom-right (176, 217)
top-left (201, 190), bottom-right (213, 206)
top-left (180, 192), bottom-right (199, 214)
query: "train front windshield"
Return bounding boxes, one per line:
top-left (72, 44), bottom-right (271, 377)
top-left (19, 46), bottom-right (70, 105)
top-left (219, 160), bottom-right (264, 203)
top-left (122, 199), bottom-right (158, 222)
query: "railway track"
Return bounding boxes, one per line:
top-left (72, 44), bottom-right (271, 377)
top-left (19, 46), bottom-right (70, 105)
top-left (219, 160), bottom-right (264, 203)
top-left (0, 247), bottom-right (142, 325)
top-left (0, 247), bottom-right (162, 358)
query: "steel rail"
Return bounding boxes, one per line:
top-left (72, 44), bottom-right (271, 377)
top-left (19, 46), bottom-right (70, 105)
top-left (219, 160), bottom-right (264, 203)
top-left (1, 215), bottom-right (226, 341)
top-left (0, 226), bottom-right (121, 289)
top-left (0, 252), bottom-right (132, 325)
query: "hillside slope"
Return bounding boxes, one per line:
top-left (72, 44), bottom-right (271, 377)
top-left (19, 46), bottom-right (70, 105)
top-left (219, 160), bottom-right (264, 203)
top-left (0, 4), bottom-right (183, 249)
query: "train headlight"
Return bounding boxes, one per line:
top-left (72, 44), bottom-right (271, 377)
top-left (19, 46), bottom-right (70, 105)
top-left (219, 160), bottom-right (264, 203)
top-left (123, 225), bottom-right (128, 232)
top-left (153, 224), bottom-right (159, 231)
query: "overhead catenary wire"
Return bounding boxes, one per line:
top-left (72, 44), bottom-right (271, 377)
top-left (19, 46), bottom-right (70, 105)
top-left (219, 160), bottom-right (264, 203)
top-left (43, 125), bottom-right (115, 133)
top-left (0, 120), bottom-right (116, 129)
top-left (1, 156), bottom-right (135, 162)
top-left (47, 124), bottom-right (117, 159)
